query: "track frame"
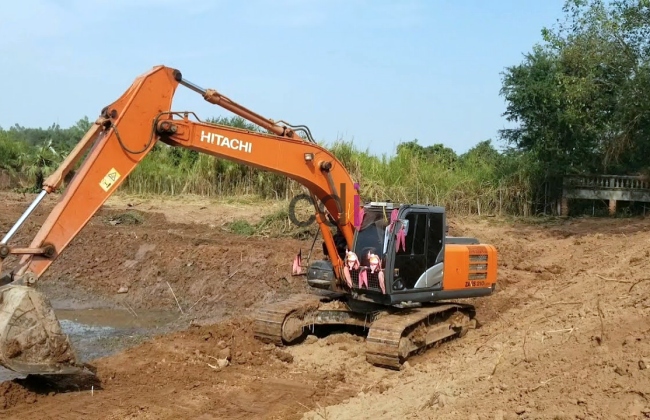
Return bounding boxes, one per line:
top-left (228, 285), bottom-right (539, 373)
top-left (253, 294), bottom-right (478, 370)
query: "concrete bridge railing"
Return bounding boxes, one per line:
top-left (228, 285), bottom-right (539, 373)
top-left (561, 175), bottom-right (650, 215)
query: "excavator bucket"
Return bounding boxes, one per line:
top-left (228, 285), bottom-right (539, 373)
top-left (0, 283), bottom-right (85, 375)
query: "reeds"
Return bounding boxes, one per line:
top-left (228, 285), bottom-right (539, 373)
top-left (0, 121), bottom-right (541, 217)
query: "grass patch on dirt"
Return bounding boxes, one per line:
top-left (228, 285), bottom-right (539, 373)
top-left (104, 210), bottom-right (145, 226)
top-left (227, 220), bottom-right (256, 236)
top-left (226, 208), bottom-right (316, 239)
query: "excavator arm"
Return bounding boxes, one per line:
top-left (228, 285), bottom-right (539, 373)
top-left (0, 65), bottom-right (359, 375)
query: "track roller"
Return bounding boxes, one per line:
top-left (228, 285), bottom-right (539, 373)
top-left (253, 295), bottom-right (478, 370)
top-left (365, 303), bottom-right (477, 369)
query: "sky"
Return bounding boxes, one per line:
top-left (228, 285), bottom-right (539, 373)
top-left (0, 0), bottom-right (568, 157)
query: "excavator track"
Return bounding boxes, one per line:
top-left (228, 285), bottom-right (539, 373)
top-left (253, 294), bottom-right (324, 345)
top-left (253, 295), bottom-right (478, 370)
top-left (365, 303), bottom-right (477, 369)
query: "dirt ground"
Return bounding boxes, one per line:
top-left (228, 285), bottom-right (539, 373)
top-left (1, 191), bottom-right (650, 419)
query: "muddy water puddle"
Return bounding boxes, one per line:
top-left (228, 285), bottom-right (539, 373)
top-left (0, 307), bottom-right (180, 383)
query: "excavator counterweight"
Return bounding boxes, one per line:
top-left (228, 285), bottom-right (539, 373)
top-left (0, 65), bottom-right (498, 376)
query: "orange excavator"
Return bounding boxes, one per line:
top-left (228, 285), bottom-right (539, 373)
top-left (0, 65), bottom-right (498, 376)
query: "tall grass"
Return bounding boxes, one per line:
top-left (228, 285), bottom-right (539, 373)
top-left (121, 144), bottom-right (296, 199)
top-left (328, 140), bottom-right (538, 216)
top-left (118, 138), bottom-right (537, 216)
top-left (0, 118), bottom-right (542, 216)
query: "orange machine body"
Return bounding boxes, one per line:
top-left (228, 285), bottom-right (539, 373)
top-left (442, 244), bottom-right (498, 291)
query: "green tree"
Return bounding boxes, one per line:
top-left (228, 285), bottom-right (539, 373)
top-left (500, 0), bottom-right (650, 175)
top-left (396, 139), bottom-right (458, 167)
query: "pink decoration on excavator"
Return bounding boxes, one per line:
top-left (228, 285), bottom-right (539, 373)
top-left (389, 209), bottom-right (407, 253)
top-left (358, 267), bottom-right (368, 288)
top-left (357, 207), bottom-right (364, 228)
top-left (354, 190), bottom-right (360, 228)
top-left (390, 209), bottom-right (398, 223)
top-left (343, 251), bottom-right (359, 288)
top-left (396, 227), bottom-right (406, 252)
top-left (345, 251), bottom-right (360, 269)
top-left (367, 253), bottom-right (386, 294)
top-left (292, 249), bottom-right (302, 275)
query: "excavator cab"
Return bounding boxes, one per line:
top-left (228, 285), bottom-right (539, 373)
top-left (308, 201), bottom-right (496, 305)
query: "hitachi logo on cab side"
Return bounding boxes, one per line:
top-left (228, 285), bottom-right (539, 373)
top-left (199, 130), bottom-right (253, 153)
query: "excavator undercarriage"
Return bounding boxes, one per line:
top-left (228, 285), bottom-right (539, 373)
top-left (253, 293), bottom-right (477, 369)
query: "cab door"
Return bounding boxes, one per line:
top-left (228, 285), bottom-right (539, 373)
top-left (392, 210), bottom-right (427, 289)
top-left (420, 211), bottom-right (445, 289)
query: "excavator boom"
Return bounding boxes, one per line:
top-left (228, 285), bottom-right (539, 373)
top-left (0, 65), bottom-right (359, 375)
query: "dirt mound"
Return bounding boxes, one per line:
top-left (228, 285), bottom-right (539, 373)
top-left (0, 381), bottom-right (37, 409)
top-left (47, 208), bottom-right (309, 314)
top-left (0, 316), bottom-right (358, 418)
top-left (1, 194), bottom-right (311, 323)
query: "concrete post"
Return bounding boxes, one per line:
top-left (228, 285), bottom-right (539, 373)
top-left (561, 196), bottom-right (569, 216)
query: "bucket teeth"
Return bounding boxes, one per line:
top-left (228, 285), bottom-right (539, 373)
top-left (0, 284), bottom-right (87, 375)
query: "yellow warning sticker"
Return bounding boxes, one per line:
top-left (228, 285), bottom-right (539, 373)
top-left (99, 167), bottom-right (121, 192)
